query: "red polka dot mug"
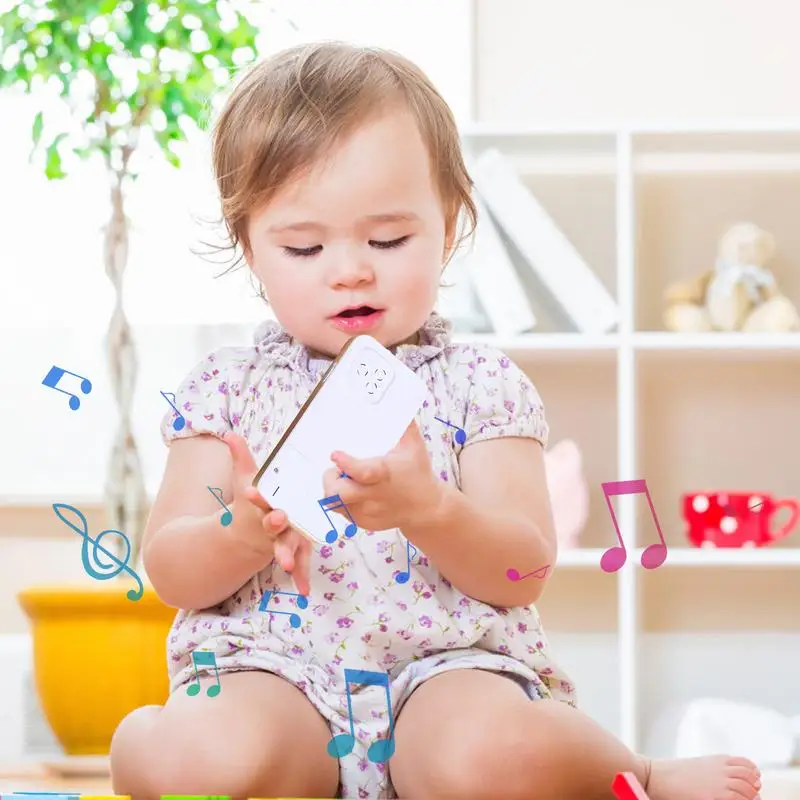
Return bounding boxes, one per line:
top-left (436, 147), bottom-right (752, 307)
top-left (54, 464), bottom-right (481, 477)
top-left (682, 491), bottom-right (800, 548)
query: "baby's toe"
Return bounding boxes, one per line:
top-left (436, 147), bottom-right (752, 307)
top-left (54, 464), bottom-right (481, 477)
top-left (726, 756), bottom-right (759, 774)
top-left (725, 759), bottom-right (762, 800)
top-left (722, 779), bottom-right (758, 799)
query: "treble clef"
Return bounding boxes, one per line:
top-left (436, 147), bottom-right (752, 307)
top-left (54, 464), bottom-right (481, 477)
top-left (52, 503), bottom-right (144, 602)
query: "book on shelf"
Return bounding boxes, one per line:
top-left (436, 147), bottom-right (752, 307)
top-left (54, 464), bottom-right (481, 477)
top-left (447, 194), bottom-right (537, 336)
top-left (471, 147), bottom-right (620, 334)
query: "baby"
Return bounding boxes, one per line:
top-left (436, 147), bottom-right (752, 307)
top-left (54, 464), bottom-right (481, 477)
top-left (109, 42), bottom-right (762, 800)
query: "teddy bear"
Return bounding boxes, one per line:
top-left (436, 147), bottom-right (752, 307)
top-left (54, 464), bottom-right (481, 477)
top-left (663, 222), bottom-right (800, 333)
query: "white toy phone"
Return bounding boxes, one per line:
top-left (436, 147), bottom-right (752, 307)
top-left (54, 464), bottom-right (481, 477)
top-left (252, 335), bottom-right (429, 545)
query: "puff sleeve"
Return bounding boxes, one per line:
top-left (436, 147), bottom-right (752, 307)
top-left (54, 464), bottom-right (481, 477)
top-left (461, 346), bottom-right (549, 448)
top-left (160, 349), bottom-right (234, 446)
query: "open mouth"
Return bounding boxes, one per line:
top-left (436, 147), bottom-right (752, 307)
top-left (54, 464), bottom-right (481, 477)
top-left (335, 306), bottom-right (380, 318)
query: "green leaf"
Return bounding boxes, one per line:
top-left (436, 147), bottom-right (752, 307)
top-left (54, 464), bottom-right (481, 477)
top-left (164, 150), bottom-right (181, 168)
top-left (43, 132), bottom-right (69, 179)
top-left (45, 142), bottom-right (66, 180)
top-left (31, 111), bottom-right (44, 147)
top-left (0, 0), bottom-right (263, 177)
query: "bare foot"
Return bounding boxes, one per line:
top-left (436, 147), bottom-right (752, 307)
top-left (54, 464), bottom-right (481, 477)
top-left (645, 755), bottom-right (762, 800)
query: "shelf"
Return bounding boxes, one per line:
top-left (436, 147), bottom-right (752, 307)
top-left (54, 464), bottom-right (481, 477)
top-left (0, 493), bottom-right (154, 510)
top-left (459, 120), bottom-right (800, 136)
top-left (558, 548), bottom-right (800, 569)
top-left (460, 123), bottom-right (800, 175)
top-left (451, 332), bottom-right (619, 358)
top-left (633, 333), bottom-right (800, 359)
top-left (452, 331), bottom-right (800, 356)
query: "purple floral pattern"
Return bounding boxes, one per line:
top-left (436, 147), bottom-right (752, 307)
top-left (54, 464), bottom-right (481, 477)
top-left (158, 311), bottom-right (575, 799)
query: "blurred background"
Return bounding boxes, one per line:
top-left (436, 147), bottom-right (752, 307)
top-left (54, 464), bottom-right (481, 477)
top-left (1, 0), bottom-right (800, 796)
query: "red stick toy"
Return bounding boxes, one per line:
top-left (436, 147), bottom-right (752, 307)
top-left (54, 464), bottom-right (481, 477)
top-left (612, 771), bottom-right (651, 800)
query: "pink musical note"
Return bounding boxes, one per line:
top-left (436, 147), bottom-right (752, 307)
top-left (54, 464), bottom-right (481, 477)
top-left (601, 479), bottom-right (667, 573)
top-left (506, 564), bottom-right (550, 581)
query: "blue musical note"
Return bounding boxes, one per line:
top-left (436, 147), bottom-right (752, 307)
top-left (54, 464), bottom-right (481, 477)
top-left (186, 650), bottom-right (221, 697)
top-left (258, 589), bottom-right (308, 628)
top-left (434, 415), bottom-right (466, 445)
top-left (394, 539), bottom-right (418, 584)
top-left (160, 390), bottom-right (186, 431)
top-left (207, 486), bottom-right (233, 526)
top-left (52, 503), bottom-right (144, 601)
top-left (327, 668), bottom-right (395, 763)
top-left (42, 365), bottom-right (92, 411)
top-left (319, 494), bottom-right (358, 544)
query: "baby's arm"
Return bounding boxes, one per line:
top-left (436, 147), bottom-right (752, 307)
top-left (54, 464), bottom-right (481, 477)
top-left (143, 433), bottom-right (276, 609)
top-left (404, 435), bottom-right (556, 608)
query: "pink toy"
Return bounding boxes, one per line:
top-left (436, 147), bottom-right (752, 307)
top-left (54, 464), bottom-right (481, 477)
top-left (544, 439), bottom-right (589, 549)
top-left (612, 771), bottom-right (651, 799)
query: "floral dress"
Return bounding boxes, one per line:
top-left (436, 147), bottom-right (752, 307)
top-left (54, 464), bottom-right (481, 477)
top-left (160, 311), bottom-right (576, 799)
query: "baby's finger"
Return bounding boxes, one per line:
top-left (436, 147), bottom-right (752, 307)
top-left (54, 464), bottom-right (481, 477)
top-left (243, 485), bottom-right (272, 514)
top-left (290, 535), bottom-right (312, 597)
top-left (273, 529), bottom-right (296, 573)
top-left (261, 508), bottom-right (289, 538)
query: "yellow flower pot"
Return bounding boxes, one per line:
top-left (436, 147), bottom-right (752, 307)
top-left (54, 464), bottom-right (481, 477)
top-left (18, 583), bottom-right (176, 756)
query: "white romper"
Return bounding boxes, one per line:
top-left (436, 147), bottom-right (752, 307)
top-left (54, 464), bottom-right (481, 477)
top-left (161, 311), bottom-right (576, 799)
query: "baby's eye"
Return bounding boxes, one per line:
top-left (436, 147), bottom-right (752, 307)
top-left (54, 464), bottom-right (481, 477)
top-left (370, 236), bottom-right (410, 250)
top-left (283, 245), bottom-right (322, 258)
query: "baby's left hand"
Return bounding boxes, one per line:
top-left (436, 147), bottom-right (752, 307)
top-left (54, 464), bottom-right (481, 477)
top-left (322, 421), bottom-right (444, 533)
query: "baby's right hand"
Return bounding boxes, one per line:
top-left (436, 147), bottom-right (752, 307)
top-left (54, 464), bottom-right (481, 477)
top-left (223, 432), bottom-right (312, 597)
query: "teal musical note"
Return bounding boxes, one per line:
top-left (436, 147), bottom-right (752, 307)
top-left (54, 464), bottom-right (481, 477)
top-left (42, 365), bottom-right (92, 411)
top-left (327, 668), bottom-right (395, 763)
top-left (52, 503), bottom-right (143, 601)
top-left (207, 486), bottom-right (233, 526)
top-left (186, 650), bottom-right (221, 698)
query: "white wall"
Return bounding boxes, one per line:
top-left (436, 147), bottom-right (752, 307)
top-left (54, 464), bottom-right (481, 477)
top-left (476, 0), bottom-right (800, 123)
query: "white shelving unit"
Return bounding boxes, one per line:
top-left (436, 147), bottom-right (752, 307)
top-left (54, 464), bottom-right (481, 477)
top-left (3, 122), bottom-right (800, 795)
top-left (456, 121), bottom-right (800, 776)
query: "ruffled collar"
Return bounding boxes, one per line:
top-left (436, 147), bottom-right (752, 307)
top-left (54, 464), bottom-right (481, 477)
top-left (252, 310), bottom-right (452, 380)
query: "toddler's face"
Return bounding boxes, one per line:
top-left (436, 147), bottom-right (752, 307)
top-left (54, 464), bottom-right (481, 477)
top-left (245, 108), bottom-right (450, 357)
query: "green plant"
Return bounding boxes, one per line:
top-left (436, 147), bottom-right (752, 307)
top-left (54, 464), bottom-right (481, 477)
top-left (0, 0), bottom-right (260, 566)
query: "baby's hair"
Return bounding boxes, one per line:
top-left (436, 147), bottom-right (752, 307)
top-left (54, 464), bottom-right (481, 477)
top-left (209, 40), bottom-right (477, 275)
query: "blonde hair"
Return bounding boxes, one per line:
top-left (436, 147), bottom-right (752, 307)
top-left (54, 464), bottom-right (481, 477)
top-left (210, 41), bottom-right (477, 272)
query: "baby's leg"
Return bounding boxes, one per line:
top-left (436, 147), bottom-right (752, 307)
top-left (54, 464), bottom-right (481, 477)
top-left (110, 671), bottom-right (339, 800)
top-left (390, 669), bottom-right (762, 800)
